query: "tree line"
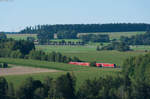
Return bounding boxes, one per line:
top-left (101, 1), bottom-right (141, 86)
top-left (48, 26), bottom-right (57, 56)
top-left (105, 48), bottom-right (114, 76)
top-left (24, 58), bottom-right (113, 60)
top-left (120, 30), bottom-right (150, 45)
top-left (79, 34), bottom-right (110, 43)
top-left (97, 42), bottom-right (130, 52)
top-left (37, 40), bottom-right (85, 46)
top-left (27, 50), bottom-right (81, 63)
top-left (20, 23), bottom-right (150, 34)
top-left (96, 30), bottom-right (150, 52)
top-left (0, 34), bottom-right (81, 63)
top-left (0, 62), bottom-right (8, 68)
top-left (0, 73), bottom-right (123, 99)
top-left (1, 50), bottom-right (150, 99)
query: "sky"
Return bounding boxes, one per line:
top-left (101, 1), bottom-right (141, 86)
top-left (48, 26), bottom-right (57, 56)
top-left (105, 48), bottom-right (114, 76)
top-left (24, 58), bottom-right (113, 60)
top-left (0, 0), bottom-right (150, 32)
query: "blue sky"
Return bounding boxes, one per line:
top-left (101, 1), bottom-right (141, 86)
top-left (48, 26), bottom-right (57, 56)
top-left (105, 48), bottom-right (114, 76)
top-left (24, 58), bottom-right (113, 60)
top-left (0, 0), bottom-right (150, 31)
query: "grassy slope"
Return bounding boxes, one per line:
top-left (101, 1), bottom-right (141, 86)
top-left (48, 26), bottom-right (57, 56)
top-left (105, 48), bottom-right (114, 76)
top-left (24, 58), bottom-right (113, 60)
top-left (4, 68), bottom-right (121, 89)
top-left (0, 58), bottom-right (93, 71)
top-left (64, 51), bottom-right (146, 66)
top-left (0, 58), bottom-right (121, 89)
top-left (36, 45), bottom-right (146, 66)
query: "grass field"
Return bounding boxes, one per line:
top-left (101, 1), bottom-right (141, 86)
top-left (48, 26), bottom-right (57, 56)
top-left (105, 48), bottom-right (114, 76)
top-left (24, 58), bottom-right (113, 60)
top-left (0, 58), bottom-right (94, 71)
top-left (131, 45), bottom-right (150, 51)
top-left (78, 31), bottom-right (146, 40)
top-left (6, 34), bottom-right (37, 40)
top-left (0, 58), bottom-right (121, 89)
top-left (4, 67), bottom-right (121, 89)
top-left (36, 45), bottom-right (146, 66)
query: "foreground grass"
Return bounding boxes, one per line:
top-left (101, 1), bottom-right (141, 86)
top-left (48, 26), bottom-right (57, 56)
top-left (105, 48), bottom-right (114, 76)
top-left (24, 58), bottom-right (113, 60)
top-left (4, 68), bottom-right (121, 89)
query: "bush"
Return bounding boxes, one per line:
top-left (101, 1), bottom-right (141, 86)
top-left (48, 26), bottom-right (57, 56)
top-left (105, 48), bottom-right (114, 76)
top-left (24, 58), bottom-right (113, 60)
top-left (3, 63), bottom-right (8, 68)
top-left (0, 62), bottom-right (8, 68)
top-left (0, 63), bottom-right (2, 68)
top-left (101, 42), bottom-right (130, 52)
top-left (90, 61), bottom-right (96, 67)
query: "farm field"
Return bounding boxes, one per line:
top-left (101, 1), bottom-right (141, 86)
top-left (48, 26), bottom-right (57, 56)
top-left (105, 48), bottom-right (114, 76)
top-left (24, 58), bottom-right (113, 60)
top-left (0, 58), bottom-right (121, 89)
top-left (0, 58), bottom-right (93, 71)
top-left (130, 45), bottom-right (150, 51)
top-left (36, 45), bottom-right (146, 66)
top-left (78, 31), bottom-right (146, 40)
top-left (4, 67), bottom-right (121, 89)
top-left (6, 34), bottom-right (37, 40)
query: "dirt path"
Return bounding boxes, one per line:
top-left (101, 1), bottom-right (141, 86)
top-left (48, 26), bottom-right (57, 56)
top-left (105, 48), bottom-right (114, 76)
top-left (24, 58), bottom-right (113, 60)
top-left (0, 65), bottom-right (60, 76)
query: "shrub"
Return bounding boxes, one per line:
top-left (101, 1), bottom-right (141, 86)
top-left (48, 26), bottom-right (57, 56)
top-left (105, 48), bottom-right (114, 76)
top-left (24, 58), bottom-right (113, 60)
top-left (90, 61), bottom-right (96, 67)
top-left (0, 63), bottom-right (2, 68)
top-left (3, 62), bottom-right (8, 68)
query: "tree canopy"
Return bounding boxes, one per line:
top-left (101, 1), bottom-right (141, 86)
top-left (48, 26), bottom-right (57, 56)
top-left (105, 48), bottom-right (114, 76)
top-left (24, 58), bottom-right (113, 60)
top-left (20, 23), bottom-right (150, 34)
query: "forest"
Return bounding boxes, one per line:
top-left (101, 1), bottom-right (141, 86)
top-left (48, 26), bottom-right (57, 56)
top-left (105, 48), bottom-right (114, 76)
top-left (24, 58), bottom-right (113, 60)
top-left (20, 23), bottom-right (150, 34)
top-left (0, 33), bottom-right (81, 63)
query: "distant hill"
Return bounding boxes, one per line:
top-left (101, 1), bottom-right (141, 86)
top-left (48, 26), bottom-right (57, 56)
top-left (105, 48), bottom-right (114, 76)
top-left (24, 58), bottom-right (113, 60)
top-left (19, 23), bottom-right (150, 34)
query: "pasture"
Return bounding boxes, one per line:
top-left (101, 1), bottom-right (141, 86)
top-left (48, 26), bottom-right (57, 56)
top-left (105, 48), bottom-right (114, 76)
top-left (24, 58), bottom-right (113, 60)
top-left (0, 58), bottom-right (121, 89)
top-left (0, 58), bottom-right (93, 71)
top-left (36, 45), bottom-right (146, 66)
top-left (130, 45), bottom-right (150, 51)
top-left (78, 31), bottom-right (146, 40)
top-left (4, 66), bottom-right (121, 89)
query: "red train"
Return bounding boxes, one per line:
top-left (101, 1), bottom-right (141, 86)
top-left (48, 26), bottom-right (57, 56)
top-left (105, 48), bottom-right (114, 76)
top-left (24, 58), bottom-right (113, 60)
top-left (69, 62), bottom-right (116, 68)
top-left (69, 62), bottom-right (90, 66)
top-left (96, 63), bottom-right (116, 68)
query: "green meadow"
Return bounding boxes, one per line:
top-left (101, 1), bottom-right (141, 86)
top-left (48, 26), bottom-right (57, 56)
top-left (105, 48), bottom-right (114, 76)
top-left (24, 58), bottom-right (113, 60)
top-left (78, 31), bottom-right (146, 40)
top-left (0, 58), bottom-right (121, 89)
top-left (36, 45), bottom-right (146, 66)
top-left (4, 66), bottom-right (121, 89)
